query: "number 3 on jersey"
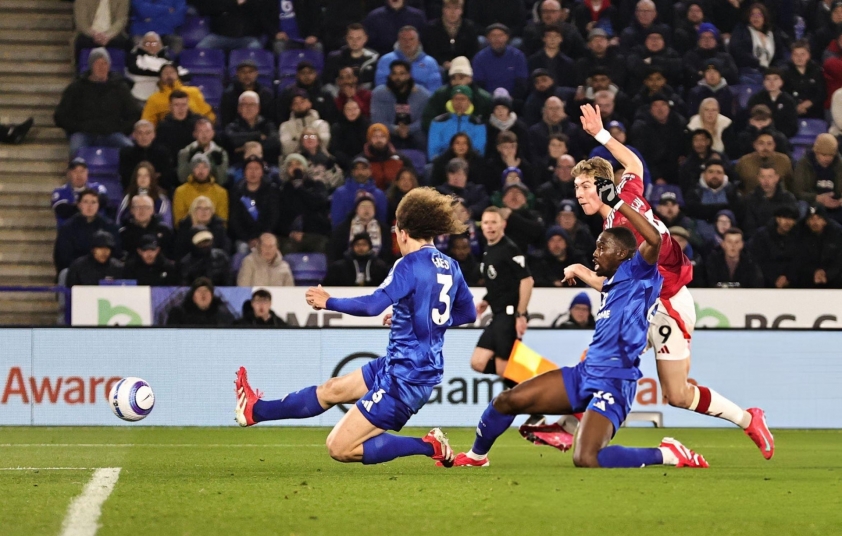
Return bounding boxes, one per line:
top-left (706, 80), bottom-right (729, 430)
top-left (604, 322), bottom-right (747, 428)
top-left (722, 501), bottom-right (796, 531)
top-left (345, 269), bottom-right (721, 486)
top-left (431, 274), bottom-right (453, 325)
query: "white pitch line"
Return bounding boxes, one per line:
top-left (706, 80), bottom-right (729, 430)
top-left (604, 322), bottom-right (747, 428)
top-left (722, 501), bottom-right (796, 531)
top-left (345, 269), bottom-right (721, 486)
top-left (0, 467), bottom-right (91, 470)
top-left (59, 467), bottom-right (121, 536)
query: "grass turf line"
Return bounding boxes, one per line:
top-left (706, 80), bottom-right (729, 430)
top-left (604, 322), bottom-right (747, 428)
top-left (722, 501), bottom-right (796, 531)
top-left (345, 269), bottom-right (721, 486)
top-left (0, 427), bottom-right (840, 536)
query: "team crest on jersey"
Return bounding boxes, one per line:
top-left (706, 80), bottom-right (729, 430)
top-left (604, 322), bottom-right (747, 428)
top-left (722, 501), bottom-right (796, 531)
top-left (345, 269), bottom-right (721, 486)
top-left (487, 265), bottom-right (497, 279)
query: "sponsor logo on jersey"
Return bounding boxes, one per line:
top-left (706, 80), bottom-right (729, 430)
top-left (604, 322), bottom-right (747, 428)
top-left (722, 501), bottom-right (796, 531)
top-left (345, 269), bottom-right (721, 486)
top-left (595, 309), bottom-right (611, 321)
top-left (487, 265), bottom-right (497, 279)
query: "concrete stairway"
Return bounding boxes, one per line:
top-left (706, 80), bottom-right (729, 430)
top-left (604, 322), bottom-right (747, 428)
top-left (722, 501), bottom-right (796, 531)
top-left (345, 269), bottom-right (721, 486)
top-left (0, 0), bottom-right (74, 325)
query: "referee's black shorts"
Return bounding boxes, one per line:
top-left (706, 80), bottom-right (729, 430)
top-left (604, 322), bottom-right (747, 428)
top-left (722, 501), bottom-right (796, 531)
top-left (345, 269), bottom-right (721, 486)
top-left (476, 313), bottom-right (518, 374)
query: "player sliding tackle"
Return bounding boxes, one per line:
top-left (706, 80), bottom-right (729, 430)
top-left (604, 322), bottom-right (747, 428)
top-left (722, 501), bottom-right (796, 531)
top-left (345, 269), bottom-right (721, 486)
top-left (449, 168), bottom-right (709, 468)
top-left (235, 188), bottom-right (476, 467)
top-left (523, 103), bottom-right (774, 458)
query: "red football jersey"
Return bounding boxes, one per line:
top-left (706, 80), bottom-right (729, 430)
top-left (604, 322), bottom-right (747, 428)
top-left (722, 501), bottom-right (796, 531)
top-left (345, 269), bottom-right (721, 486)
top-left (603, 173), bottom-right (693, 300)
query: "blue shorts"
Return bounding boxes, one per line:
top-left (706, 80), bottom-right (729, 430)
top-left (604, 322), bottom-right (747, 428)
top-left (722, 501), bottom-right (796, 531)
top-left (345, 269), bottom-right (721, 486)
top-left (356, 356), bottom-right (434, 432)
top-left (561, 362), bottom-right (637, 436)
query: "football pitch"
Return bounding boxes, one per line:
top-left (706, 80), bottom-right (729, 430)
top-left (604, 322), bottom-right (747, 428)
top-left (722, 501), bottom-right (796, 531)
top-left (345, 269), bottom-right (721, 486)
top-left (1, 427), bottom-right (840, 536)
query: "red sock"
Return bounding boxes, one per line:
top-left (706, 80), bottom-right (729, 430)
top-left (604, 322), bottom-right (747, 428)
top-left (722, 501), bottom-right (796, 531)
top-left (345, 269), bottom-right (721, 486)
top-left (694, 386), bottom-right (712, 414)
top-left (573, 413), bottom-right (583, 421)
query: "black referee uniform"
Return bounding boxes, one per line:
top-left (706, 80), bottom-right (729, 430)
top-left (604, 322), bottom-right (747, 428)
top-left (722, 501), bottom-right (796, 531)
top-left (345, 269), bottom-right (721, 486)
top-left (476, 235), bottom-right (531, 374)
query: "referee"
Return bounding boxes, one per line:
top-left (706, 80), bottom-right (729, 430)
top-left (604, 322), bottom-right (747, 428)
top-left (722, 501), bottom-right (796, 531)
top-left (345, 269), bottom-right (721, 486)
top-left (470, 206), bottom-right (534, 387)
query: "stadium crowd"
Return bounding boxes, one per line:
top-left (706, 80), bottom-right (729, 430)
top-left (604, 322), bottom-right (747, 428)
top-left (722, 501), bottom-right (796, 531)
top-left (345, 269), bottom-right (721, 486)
top-left (51, 0), bottom-right (842, 295)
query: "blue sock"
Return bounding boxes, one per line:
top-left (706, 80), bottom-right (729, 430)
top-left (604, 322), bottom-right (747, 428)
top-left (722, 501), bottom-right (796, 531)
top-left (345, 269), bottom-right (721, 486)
top-left (362, 434), bottom-right (434, 465)
top-left (252, 386), bottom-right (325, 422)
top-left (596, 446), bottom-right (664, 468)
top-left (471, 401), bottom-right (515, 456)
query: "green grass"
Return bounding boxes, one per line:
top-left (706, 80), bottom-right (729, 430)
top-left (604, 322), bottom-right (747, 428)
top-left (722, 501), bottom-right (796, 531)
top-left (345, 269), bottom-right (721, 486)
top-left (1, 427), bottom-right (841, 535)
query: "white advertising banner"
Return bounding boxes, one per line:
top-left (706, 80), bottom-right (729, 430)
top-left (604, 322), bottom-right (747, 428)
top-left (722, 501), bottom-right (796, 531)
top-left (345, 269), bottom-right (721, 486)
top-left (1, 329), bottom-right (840, 428)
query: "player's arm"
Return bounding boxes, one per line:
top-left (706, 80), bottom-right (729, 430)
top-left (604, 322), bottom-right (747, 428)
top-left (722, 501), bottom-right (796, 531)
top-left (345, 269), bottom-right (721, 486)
top-left (516, 276), bottom-right (533, 337)
top-left (562, 263), bottom-right (606, 291)
top-left (595, 177), bottom-right (661, 264)
top-left (451, 271), bottom-right (477, 326)
top-left (579, 103), bottom-right (644, 179)
top-left (307, 285), bottom-right (393, 316)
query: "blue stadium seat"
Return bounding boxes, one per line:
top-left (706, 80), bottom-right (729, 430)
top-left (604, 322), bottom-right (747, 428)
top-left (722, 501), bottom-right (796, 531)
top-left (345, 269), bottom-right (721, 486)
top-left (179, 49), bottom-right (225, 77)
top-left (401, 149), bottom-right (427, 174)
top-left (789, 119), bottom-right (828, 146)
top-left (730, 84), bottom-right (762, 111)
top-left (738, 67), bottom-right (764, 86)
top-left (96, 175), bottom-right (124, 209)
top-left (231, 250), bottom-right (249, 274)
top-left (228, 49), bottom-right (275, 79)
top-left (178, 16), bottom-right (211, 49)
top-left (191, 75), bottom-right (224, 108)
top-left (78, 48), bottom-right (126, 73)
top-left (647, 183), bottom-right (685, 207)
top-left (74, 147), bottom-right (120, 176)
top-left (278, 49), bottom-right (325, 79)
top-left (285, 253), bottom-right (328, 286)
top-left (792, 144), bottom-right (808, 162)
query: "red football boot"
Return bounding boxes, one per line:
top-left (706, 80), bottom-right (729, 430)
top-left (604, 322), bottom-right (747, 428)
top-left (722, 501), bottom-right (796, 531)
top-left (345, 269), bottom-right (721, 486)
top-left (234, 366), bottom-right (263, 427)
top-left (660, 437), bottom-right (709, 468)
top-left (518, 422), bottom-right (574, 452)
top-left (423, 428), bottom-right (454, 467)
top-left (744, 408), bottom-right (775, 460)
top-left (439, 452), bottom-right (490, 467)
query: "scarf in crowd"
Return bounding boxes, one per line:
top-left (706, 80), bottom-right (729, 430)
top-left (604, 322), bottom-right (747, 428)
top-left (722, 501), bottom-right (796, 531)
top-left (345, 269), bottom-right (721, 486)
top-left (279, 0), bottom-right (301, 40)
top-left (349, 217), bottom-right (382, 255)
top-left (489, 111), bottom-right (518, 132)
top-left (749, 26), bottom-right (775, 68)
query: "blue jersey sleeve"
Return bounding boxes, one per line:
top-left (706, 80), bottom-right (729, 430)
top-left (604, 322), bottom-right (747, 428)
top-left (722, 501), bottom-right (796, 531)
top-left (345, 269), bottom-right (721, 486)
top-left (325, 259), bottom-right (413, 316)
top-left (450, 266), bottom-right (476, 326)
top-left (629, 251), bottom-right (658, 279)
top-left (379, 258), bottom-right (415, 303)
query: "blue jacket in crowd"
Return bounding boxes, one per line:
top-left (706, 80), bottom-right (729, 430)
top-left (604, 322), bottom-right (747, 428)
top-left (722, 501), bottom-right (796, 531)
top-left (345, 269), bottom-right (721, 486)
top-left (428, 112), bottom-right (487, 160)
top-left (130, 0), bottom-right (187, 36)
top-left (374, 47), bottom-right (443, 94)
top-left (362, 5), bottom-right (427, 56)
top-left (330, 177), bottom-right (389, 226)
top-left (370, 83), bottom-right (430, 145)
top-left (471, 45), bottom-right (529, 99)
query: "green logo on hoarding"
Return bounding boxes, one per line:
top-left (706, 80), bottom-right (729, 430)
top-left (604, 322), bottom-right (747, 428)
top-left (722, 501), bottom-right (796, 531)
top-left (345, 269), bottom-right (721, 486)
top-left (98, 299), bottom-right (142, 326)
top-left (695, 302), bottom-right (730, 328)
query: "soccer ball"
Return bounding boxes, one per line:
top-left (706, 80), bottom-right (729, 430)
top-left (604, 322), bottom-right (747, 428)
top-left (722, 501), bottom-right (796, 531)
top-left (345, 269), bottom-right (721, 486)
top-left (109, 377), bottom-right (155, 422)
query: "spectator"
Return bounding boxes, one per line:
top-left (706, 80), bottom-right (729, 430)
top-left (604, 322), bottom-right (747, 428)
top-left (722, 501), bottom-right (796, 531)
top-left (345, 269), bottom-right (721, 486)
top-left (279, 90), bottom-right (329, 157)
top-left (497, 183), bottom-right (545, 253)
top-left (73, 0), bottom-right (131, 61)
top-left (687, 60), bottom-right (735, 119)
top-left (123, 235), bottom-right (179, 286)
top-left (154, 90), bottom-right (199, 163)
top-left (523, 68), bottom-right (572, 127)
top-left (52, 158), bottom-right (109, 226)
top-left (527, 25), bottom-right (577, 90)
top-left (682, 23), bottom-right (739, 89)
top-left (174, 196), bottom-right (231, 257)
top-left (437, 198), bottom-right (482, 257)
top-left (703, 228), bottom-right (765, 287)
top-left (570, 0), bottom-right (620, 42)
top-left (323, 231), bottom-right (390, 286)
top-left (672, 1), bottom-right (705, 54)
top-left (329, 196), bottom-right (392, 261)
top-left (472, 24), bottom-right (529, 103)
top-left (179, 230), bottom-right (232, 286)
top-left (141, 64), bottom-right (214, 127)
top-left (619, 0), bottom-right (672, 51)
top-left (746, 68), bottom-right (799, 138)
top-left (686, 98), bottom-right (737, 156)
top-left (527, 96), bottom-right (584, 163)
top-left (428, 85), bottom-right (487, 160)
top-left (330, 100), bottom-right (371, 171)
top-left (277, 155), bottom-right (332, 254)
top-left (734, 105), bottom-right (791, 158)
top-left (236, 289), bottom-right (287, 327)
top-left (811, 1), bottom-right (842, 62)
top-left (795, 204), bottom-right (842, 287)
top-left (630, 94), bottom-right (687, 184)
top-left (536, 154), bottom-right (576, 223)
top-left (334, 67), bottom-right (372, 119)
top-left (728, 3), bottom-right (789, 70)
top-left (435, 158), bottom-right (489, 219)
top-left (331, 156), bottom-right (389, 225)
top-left (268, 0), bottom-right (322, 55)
top-left (685, 158), bottom-right (743, 226)
top-left (297, 127), bottom-right (344, 189)
top-left (735, 131), bottom-right (794, 194)
top-left (485, 131), bottom-right (536, 193)
top-left (743, 163), bottom-right (799, 235)
top-left (447, 234), bottom-right (483, 286)
top-left (679, 129), bottom-right (726, 194)
top-left (629, 65), bottom-right (686, 122)
top-left (421, 56), bottom-right (492, 132)
top-left (119, 193), bottom-right (174, 256)
top-left (54, 48), bottom-right (139, 155)
top-left (360, 123), bottom-right (413, 190)
top-left (749, 205), bottom-right (800, 287)
top-left (322, 23), bottom-right (379, 91)
top-left (373, 26), bottom-right (442, 93)
top-left (224, 91), bottom-right (280, 165)
top-left (555, 199), bottom-right (596, 258)
top-left (129, 1), bottom-right (186, 49)
top-left (371, 60), bottom-right (431, 151)
top-left (65, 230), bottom-right (124, 287)
top-left (653, 192), bottom-right (701, 246)
top-left (553, 292), bottom-right (595, 329)
top-left (429, 131), bottom-right (486, 186)
top-left (125, 32), bottom-right (182, 102)
top-left (569, 67), bottom-right (635, 125)
top-left (221, 60), bottom-right (276, 127)
top-left (530, 226), bottom-right (588, 287)
top-left (116, 162), bottom-right (173, 227)
top-left (627, 28), bottom-right (682, 92)
top-left (588, 120), bottom-right (652, 189)
top-left (229, 156), bottom-right (281, 249)
top-left (237, 233), bottom-right (294, 286)
top-left (783, 40), bottom-right (827, 120)
top-left (177, 117), bottom-right (229, 185)
top-left (522, 0), bottom-right (585, 59)
top-left (386, 167), bottom-right (420, 223)
top-left (277, 61), bottom-right (335, 125)
top-left (793, 133), bottom-right (842, 221)
top-left (486, 88), bottom-right (529, 155)
top-left (469, 0), bottom-right (527, 43)
top-left (173, 153), bottom-right (229, 226)
top-left (194, 0), bottom-right (268, 52)
top-left (422, 0), bottom-right (479, 71)
top-left (119, 119), bottom-right (173, 191)
top-left (574, 29), bottom-right (626, 88)
top-left (166, 277), bottom-right (235, 326)
top-left (363, 0), bottom-right (427, 56)
top-left (54, 189), bottom-right (121, 272)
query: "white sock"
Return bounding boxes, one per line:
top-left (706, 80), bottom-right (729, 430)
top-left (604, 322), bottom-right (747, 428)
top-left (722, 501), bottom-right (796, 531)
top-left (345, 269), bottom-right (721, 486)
top-left (466, 450), bottom-right (486, 461)
top-left (659, 447), bottom-right (678, 466)
top-left (688, 385), bottom-right (752, 429)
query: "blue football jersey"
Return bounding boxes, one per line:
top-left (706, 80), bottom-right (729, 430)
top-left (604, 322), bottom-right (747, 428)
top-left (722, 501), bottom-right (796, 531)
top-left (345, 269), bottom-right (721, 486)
top-left (380, 246), bottom-right (474, 385)
top-left (585, 252), bottom-right (663, 380)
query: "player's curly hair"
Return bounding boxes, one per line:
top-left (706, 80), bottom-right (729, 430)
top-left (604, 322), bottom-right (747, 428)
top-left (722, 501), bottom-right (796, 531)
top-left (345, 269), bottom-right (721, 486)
top-left (571, 156), bottom-right (616, 185)
top-left (396, 187), bottom-right (467, 240)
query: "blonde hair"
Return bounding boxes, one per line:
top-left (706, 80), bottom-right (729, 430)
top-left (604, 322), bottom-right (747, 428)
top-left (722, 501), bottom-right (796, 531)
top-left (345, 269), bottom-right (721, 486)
top-left (571, 156), bottom-right (616, 184)
top-left (189, 195), bottom-right (215, 220)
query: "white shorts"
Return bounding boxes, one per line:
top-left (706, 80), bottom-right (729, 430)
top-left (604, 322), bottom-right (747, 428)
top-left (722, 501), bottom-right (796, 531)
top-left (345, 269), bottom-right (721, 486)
top-left (648, 286), bottom-right (696, 361)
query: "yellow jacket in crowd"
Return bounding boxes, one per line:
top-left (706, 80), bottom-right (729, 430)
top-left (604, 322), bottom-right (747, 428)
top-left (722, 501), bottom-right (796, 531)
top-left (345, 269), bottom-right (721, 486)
top-left (172, 175), bottom-right (229, 226)
top-left (141, 80), bottom-right (216, 126)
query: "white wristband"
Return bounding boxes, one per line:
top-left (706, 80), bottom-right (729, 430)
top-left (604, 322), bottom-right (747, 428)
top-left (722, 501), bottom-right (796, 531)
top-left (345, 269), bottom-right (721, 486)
top-left (594, 128), bottom-right (612, 145)
top-left (612, 199), bottom-right (625, 210)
